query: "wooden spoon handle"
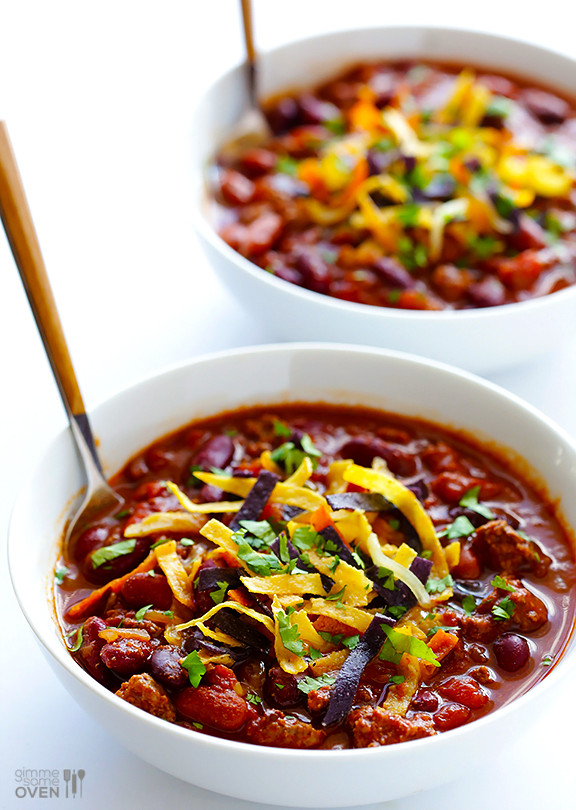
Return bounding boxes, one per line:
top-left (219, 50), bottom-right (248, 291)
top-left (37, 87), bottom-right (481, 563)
top-left (0, 121), bottom-right (85, 417)
top-left (240, 0), bottom-right (257, 106)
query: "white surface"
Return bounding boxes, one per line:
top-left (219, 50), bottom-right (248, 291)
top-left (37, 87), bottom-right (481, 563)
top-left (2, 1), bottom-right (576, 808)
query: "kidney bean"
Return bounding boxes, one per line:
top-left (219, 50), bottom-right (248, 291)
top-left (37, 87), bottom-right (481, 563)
top-left (496, 250), bottom-right (550, 292)
top-left (407, 478), bottom-right (429, 502)
top-left (73, 525), bottom-right (110, 563)
top-left (85, 537), bottom-right (150, 585)
top-left (100, 637), bottom-right (152, 676)
top-left (438, 675), bottom-right (489, 709)
top-left (295, 250), bottom-right (330, 294)
top-left (410, 689), bottom-right (439, 713)
top-left (266, 96), bottom-right (300, 135)
top-left (493, 633), bottom-right (530, 672)
top-left (193, 434), bottom-right (235, 471)
top-left (340, 437), bottom-right (416, 477)
top-left (297, 93), bottom-right (340, 125)
top-left (77, 616), bottom-right (110, 685)
top-left (120, 571), bottom-right (173, 610)
top-left (522, 88), bottom-right (570, 124)
top-left (219, 169), bottom-right (256, 206)
top-left (372, 257), bottom-right (415, 289)
top-left (175, 682), bottom-right (248, 731)
top-left (240, 148), bottom-right (277, 176)
top-left (431, 472), bottom-right (500, 503)
top-left (144, 447), bottom-right (175, 473)
top-left (265, 666), bottom-right (303, 709)
top-left (431, 264), bottom-right (472, 303)
top-left (433, 702), bottom-right (472, 731)
top-left (273, 263), bottom-right (304, 286)
top-left (510, 213), bottom-right (548, 251)
top-left (149, 647), bottom-right (189, 690)
top-left (243, 211), bottom-right (284, 256)
top-left (467, 276), bottom-right (507, 308)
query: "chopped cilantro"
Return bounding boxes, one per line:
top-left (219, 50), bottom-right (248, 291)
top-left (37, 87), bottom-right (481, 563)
top-left (491, 576), bottom-right (515, 592)
top-left (378, 567), bottom-right (396, 590)
top-left (459, 486), bottom-right (495, 519)
top-left (492, 596), bottom-right (516, 621)
top-left (438, 515), bottom-right (476, 540)
top-left (318, 631), bottom-right (344, 646)
top-left (388, 518), bottom-right (400, 531)
top-left (273, 420), bottom-right (292, 438)
top-left (325, 118), bottom-right (346, 135)
top-left (66, 626), bottom-right (83, 652)
top-left (179, 538), bottom-right (195, 547)
top-left (388, 675), bottom-right (406, 685)
top-left (329, 555), bottom-right (341, 574)
top-left (276, 156), bottom-right (299, 176)
top-left (396, 204), bottom-right (421, 228)
top-left (224, 428), bottom-right (239, 437)
top-left (308, 647), bottom-right (322, 661)
top-left (466, 235), bottom-right (502, 261)
top-left (246, 693), bottom-right (263, 705)
top-left (192, 722), bottom-right (203, 730)
top-left (134, 604), bottom-right (153, 621)
top-left (181, 650), bottom-right (206, 688)
top-left (388, 289), bottom-right (402, 304)
top-left (296, 674), bottom-right (336, 694)
top-left (187, 464), bottom-right (204, 486)
top-left (541, 654), bottom-right (554, 667)
top-left (54, 566), bottom-right (69, 584)
top-left (379, 625), bottom-right (440, 667)
top-left (210, 581), bottom-right (230, 605)
top-left (387, 605), bottom-right (408, 619)
top-left (420, 549), bottom-right (433, 560)
top-left (342, 634), bottom-right (360, 650)
top-left (235, 541), bottom-right (283, 576)
top-left (462, 595), bottom-right (477, 615)
top-left (277, 608), bottom-right (304, 656)
top-left (238, 519), bottom-right (278, 548)
top-left (274, 682), bottom-right (285, 690)
top-left (114, 509), bottom-right (131, 520)
top-left (326, 586), bottom-right (347, 602)
top-left (270, 433), bottom-right (321, 475)
top-left (90, 539), bottom-right (137, 569)
top-left (484, 95), bottom-right (512, 120)
top-left (210, 466), bottom-right (231, 477)
top-left (150, 538), bottom-right (170, 550)
top-left (426, 574), bottom-right (454, 594)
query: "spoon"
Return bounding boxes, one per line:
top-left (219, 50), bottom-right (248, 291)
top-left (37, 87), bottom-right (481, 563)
top-left (0, 121), bottom-right (123, 547)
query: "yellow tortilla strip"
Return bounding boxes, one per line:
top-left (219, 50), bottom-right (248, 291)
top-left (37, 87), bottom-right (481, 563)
top-left (343, 464), bottom-right (449, 576)
top-left (240, 573), bottom-right (325, 597)
top-left (124, 511), bottom-right (208, 538)
top-left (381, 653), bottom-right (421, 716)
top-left (308, 552), bottom-right (374, 608)
top-left (164, 599), bottom-right (275, 646)
top-left (155, 540), bottom-right (194, 608)
top-left (309, 648), bottom-right (349, 676)
top-left (272, 597), bottom-right (308, 675)
top-left (303, 599), bottom-right (375, 632)
top-left (195, 472), bottom-right (326, 511)
top-left (332, 510), bottom-right (374, 555)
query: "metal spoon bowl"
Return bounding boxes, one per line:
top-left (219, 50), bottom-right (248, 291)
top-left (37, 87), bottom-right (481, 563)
top-left (0, 121), bottom-right (122, 549)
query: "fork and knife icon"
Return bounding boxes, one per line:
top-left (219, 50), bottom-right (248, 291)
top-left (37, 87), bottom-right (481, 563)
top-left (62, 769), bottom-right (86, 799)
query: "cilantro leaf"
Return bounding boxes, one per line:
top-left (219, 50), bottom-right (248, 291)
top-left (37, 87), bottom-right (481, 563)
top-left (388, 675), bottom-right (406, 685)
top-left (134, 604), bottom-right (153, 621)
top-left (54, 566), bottom-right (69, 584)
top-left (246, 693), bottom-right (262, 705)
top-left (276, 156), bottom-right (299, 176)
top-left (342, 634), bottom-right (360, 650)
top-left (210, 581), bottom-right (230, 605)
top-left (379, 625), bottom-right (440, 667)
top-left (66, 626), bottom-right (84, 652)
top-left (426, 574), bottom-right (454, 594)
top-left (235, 541), bottom-right (283, 576)
top-left (491, 575), bottom-right (515, 592)
top-left (90, 539), bottom-right (137, 569)
top-left (277, 609), bottom-right (304, 656)
top-left (238, 519), bottom-right (278, 548)
top-left (270, 433), bottom-right (322, 475)
top-left (459, 486), bottom-right (495, 520)
top-left (462, 595), bottom-right (477, 615)
top-left (296, 674), bottom-right (336, 694)
top-left (492, 596), bottom-right (516, 621)
top-left (181, 650), bottom-right (207, 688)
top-left (291, 525), bottom-right (322, 552)
top-left (273, 420), bottom-right (292, 438)
top-left (438, 515), bottom-right (476, 539)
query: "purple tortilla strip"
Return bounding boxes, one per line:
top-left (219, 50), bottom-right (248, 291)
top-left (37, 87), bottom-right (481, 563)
top-left (229, 470), bottom-right (280, 531)
top-left (326, 492), bottom-right (393, 512)
top-left (321, 614), bottom-right (396, 727)
top-left (196, 567), bottom-right (242, 591)
top-left (319, 526), bottom-right (359, 569)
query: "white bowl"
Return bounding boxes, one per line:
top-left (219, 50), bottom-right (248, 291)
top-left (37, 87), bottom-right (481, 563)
top-left (8, 343), bottom-right (576, 806)
top-left (190, 27), bottom-right (576, 374)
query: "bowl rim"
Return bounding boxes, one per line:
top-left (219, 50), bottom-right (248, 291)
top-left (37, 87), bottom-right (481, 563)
top-left (8, 342), bottom-right (576, 761)
top-left (190, 24), bottom-right (576, 323)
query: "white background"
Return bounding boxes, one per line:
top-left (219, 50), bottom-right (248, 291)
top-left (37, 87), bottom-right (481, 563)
top-left (2, 1), bottom-right (576, 808)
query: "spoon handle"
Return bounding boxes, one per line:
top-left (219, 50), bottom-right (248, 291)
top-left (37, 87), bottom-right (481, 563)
top-left (240, 0), bottom-right (257, 107)
top-left (0, 121), bottom-right (103, 474)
